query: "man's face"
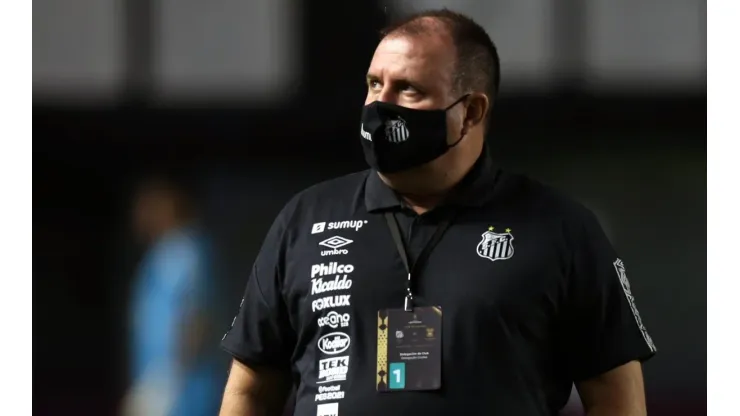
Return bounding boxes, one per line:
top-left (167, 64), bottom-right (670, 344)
top-left (132, 188), bottom-right (177, 245)
top-left (365, 31), bottom-right (465, 146)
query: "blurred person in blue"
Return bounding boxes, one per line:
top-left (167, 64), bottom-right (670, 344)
top-left (122, 175), bottom-right (224, 416)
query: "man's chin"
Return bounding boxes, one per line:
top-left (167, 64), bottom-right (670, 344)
top-left (379, 168), bottom-right (441, 195)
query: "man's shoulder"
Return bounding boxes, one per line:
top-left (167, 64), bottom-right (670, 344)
top-left (495, 170), bottom-right (594, 221)
top-left (273, 169), bottom-right (371, 227)
top-left (295, 169), bottom-right (370, 202)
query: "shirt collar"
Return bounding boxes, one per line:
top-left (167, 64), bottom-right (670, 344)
top-left (364, 145), bottom-right (500, 213)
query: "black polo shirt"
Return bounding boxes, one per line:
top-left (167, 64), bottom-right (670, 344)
top-left (221, 149), bottom-right (656, 415)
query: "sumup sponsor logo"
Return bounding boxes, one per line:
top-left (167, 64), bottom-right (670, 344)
top-left (318, 332), bottom-right (351, 355)
top-left (312, 276), bottom-right (353, 295)
top-left (318, 311), bottom-right (350, 329)
top-left (311, 220), bottom-right (368, 234)
top-left (315, 385), bottom-right (345, 402)
top-left (328, 220), bottom-right (367, 232)
top-left (311, 262), bottom-right (354, 278)
top-left (318, 356), bottom-right (349, 384)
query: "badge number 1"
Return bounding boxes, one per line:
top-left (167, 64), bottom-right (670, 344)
top-left (389, 362), bottom-right (406, 389)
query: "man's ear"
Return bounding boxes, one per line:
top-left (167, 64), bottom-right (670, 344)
top-left (463, 93), bottom-right (489, 131)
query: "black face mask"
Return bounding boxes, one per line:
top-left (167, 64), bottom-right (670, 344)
top-left (359, 95), bottom-right (470, 173)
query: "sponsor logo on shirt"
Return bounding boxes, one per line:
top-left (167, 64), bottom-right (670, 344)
top-left (311, 220), bottom-right (368, 234)
top-left (312, 222), bottom-right (327, 234)
top-left (319, 236), bottom-right (353, 256)
top-left (315, 385), bottom-right (345, 402)
top-left (311, 262), bottom-right (354, 278)
top-left (318, 332), bottom-right (351, 355)
top-left (614, 258), bottom-right (657, 352)
top-left (312, 295), bottom-right (351, 312)
top-left (311, 276), bottom-right (353, 295)
top-left (318, 356), bottom-right (349, 384)
top-left (317, 311), bottom-right (350, 329)
top-left (316, 402), bottom-right (339, 416)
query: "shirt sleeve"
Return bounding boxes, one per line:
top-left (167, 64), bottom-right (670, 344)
top-left (562, 208), bottom-right (657, 382)
top-left (220, 208), bottom-right (296, 370)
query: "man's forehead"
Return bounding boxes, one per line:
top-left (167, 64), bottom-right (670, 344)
top-left (368, 33), bottom-right (455, 81)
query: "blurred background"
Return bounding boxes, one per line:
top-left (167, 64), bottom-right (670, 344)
top-left (33, 0), bottom-right (706, 415)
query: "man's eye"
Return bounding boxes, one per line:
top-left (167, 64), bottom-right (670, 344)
top-left (368, 81), bottom-right (381, 89)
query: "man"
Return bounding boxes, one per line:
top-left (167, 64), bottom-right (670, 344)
top-left (122, 176), bottom-right (224, 416)
top-left (220, 9), bottom-right (656, 416)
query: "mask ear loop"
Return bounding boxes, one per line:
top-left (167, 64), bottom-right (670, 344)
top-left (444, 93), bottom-right (471, 111)
top-left (446, 94), bottom-right (472, 148)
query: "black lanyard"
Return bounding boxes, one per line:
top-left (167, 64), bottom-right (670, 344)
top-left (384, 211), bottom-right (457, 311)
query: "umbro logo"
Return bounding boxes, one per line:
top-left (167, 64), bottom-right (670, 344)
top-left (320, 236), bottom-right (353, 249)
top-left (319, 236), bottom-right (353, 257)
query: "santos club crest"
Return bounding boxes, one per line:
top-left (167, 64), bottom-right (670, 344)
top-left (384, 117), bottom-right (409, 143)
top-left (476, 227), bottom-right (515, 262)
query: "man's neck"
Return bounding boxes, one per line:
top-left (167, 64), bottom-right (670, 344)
top-left (400, 193), bottom-right (446, 215)
top-left (388, 159), bottom-right (479, 214)
top-left (379, 138), bottom-right (486, 214)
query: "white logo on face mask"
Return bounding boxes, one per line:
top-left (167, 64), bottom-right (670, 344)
top-left (318, 332), bottom-right (351, 355)
top-left (318, 356), bottom-right (349, 384)
top-left (361, 124), bottom-right (372, 141)
top-left (318, 311), bottom-right (350, 329)
top-left (384, 117), bottom-right (409, 143)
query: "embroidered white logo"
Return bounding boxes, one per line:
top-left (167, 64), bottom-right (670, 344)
top-left (384, 117), bottom-right (409, 143)
top-left (312, 295), bottom-right (351, 312)
top-left (318, 311), bottom-right (350, 329)
top-left (361, 124), bottom-right (372, 141)
top-left (222, 297), bottom-right (246, 341)
top-left (614, 258), bottom-right (656, 352)
top-left (476, 227), bottom-right (515, 262)
top-left (319, 236), bottom-right (353, 256)
top-left (311, 262), bottom-right (354, 278)
top-left (316, 402), bottom-right (339, 416)
top-left (311, 276), bottom-right (353, 295)
top-left (312, 222), bottom-right (326, 234)
top-left (318, 332), bottom-right (351, 355)
top-left (315, 385), bottom-right (345, 402)
top-left (318, 356), bottom-right (349, 384)
top-left (311, 220), bottom-right (368, 234)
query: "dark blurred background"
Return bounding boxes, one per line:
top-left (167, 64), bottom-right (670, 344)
top-left (33, 0), bottom-right (706, 415)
